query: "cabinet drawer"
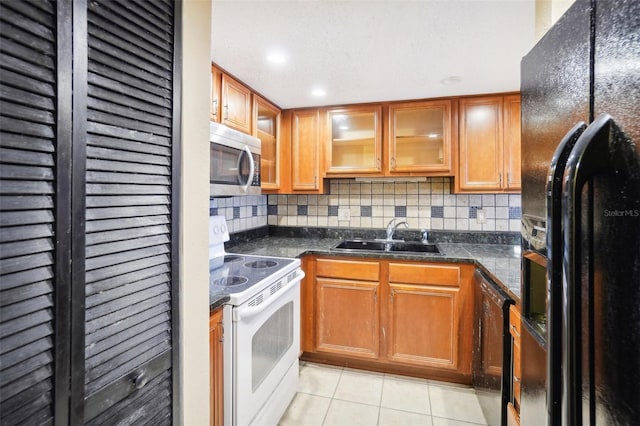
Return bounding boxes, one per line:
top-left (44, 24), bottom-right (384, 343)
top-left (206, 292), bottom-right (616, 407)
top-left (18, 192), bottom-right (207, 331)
top-left (316, 258), bottom-right (379, 281)
top-left (388, 263), bottom-right (460, 286)
top-left (509, 305), bottom-right (521, 338)
top-left (512, 337), bottom-right (521, 407)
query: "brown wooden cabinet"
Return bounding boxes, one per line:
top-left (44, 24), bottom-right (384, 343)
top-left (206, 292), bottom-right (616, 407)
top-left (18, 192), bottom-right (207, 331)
top-left (387, 99), bottom-right (455, 175)
top-left (289, 109), bottom-right (324, 193)
top-left (325, 105), bottom-right (383, 175)
top-left (315, 258), bottom-right (380, 359)
top-left (220, 74), bottom-right (252, 134)
top-left (209, 307), bottom-right (224, 426)
top-left (456, 94), bottom-right (521, 193)
top-left (253, 95), bottom-right (281, 190)
top-left (387, 262), bottom-right (471, 372)
top-left (503, 94), bottom-right (522, 190)
top-left (210, 65), bottom-right (252, 133)
top-left (509, 304), bottom-right (522, 424)
top-left (302, 255), bottom-right (474, 383)
top-left (210, 65), bottom-right (222, 123)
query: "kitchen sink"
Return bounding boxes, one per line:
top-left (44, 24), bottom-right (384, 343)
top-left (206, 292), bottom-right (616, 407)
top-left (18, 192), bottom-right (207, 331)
top-left (332, 239), bottom-right (441, 255)
top-left (389, 241), bottom-right (441, 253)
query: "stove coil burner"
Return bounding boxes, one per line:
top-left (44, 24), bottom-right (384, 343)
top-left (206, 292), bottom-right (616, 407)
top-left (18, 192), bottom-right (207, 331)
top-left (224, 255), bottom-right (244, 263)
top-left (245, 260), bottom-right (278, 269)
top-left (212, 275), bottom-right (249, 287)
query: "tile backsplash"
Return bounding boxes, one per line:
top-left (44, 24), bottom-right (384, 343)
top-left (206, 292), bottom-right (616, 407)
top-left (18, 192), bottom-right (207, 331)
top-left (209, 195), bottom-right (268, 233)
top-left (211, 177), bottom-right (522, 234)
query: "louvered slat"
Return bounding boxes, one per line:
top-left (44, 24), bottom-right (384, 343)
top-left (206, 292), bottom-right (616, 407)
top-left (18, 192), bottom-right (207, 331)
top-left (0, 1), bottom-right (56, 423)
top-left (82, 0), bottom-right (175, 421)
top-left (86, 371), bottom-right (172, 426)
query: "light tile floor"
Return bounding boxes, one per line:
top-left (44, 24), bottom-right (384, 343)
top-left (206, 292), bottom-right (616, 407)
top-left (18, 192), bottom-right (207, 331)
top-left (279, 362), bottom-right (487, 426)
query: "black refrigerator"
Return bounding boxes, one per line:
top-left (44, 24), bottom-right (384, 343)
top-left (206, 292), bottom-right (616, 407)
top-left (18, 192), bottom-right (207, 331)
top-left (520, 1), bottom-right (640, 425)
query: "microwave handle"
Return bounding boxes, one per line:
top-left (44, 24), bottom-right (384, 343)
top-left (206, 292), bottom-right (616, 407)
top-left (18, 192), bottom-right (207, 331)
top-left (238, 145), bottom-right (255, 192)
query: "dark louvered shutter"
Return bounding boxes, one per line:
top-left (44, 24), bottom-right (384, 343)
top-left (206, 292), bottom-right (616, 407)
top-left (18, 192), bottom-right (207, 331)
top-left (81, 0), bottom-right (178, 423)
top-left (1, 0), bottom-right (180, 424)
top-left (0, 1), bottom-right (61, 424)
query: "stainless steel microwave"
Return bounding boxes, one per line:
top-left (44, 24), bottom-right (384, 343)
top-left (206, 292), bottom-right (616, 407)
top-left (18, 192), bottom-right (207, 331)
top-left (210, 122), bottom-right (261, 197)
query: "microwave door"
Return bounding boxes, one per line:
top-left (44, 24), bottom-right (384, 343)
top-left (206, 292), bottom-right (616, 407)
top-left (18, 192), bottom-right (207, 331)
top-left (211, 144), bottom-right (242, 185)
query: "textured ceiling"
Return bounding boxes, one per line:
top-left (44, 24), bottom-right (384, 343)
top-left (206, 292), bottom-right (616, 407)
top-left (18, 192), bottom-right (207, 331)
top-left (211, 1), bottom-right (537, 109)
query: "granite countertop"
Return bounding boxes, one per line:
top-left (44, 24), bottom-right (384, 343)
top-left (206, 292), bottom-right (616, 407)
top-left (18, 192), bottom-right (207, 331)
top-left (226, 236), bottom-right (521, 302)
top-left (210, 293), bottom-right (229, 312)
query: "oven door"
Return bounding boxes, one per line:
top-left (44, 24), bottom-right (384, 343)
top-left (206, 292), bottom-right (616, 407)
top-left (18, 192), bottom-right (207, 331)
top-left (232, 277), bottom-right (301, 426)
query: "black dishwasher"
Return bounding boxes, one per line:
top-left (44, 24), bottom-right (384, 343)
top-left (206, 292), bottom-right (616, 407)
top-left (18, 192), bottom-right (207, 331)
top-left (473, 270), bottom-right (514, 426)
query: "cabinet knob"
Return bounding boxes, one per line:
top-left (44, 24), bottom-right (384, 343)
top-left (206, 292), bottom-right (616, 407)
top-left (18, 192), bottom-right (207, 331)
top-left (134, 372), bottom-right (148, 390)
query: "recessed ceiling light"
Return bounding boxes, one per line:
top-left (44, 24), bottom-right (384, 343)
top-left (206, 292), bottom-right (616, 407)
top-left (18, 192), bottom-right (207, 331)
top-left (440, 76), bottom-right (462, 86)
top-left (267, 53), bottom-right (286, 64)
top-left (311, 88), bottom-right (326, 97)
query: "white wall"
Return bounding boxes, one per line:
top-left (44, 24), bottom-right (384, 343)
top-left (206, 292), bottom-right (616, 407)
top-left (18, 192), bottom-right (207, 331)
top-left (181, 0), bottom-right (212, 424)
top-left (535, 0), bottom-right (575, 40)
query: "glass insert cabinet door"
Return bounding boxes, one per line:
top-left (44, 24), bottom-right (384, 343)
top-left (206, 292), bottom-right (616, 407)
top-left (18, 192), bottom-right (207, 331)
top-left (254, 95), bottom-right (280, 189)
top-left (326, 106), bottom-right (382, 174)
top-left (389, 100), bottom-right (453, 174)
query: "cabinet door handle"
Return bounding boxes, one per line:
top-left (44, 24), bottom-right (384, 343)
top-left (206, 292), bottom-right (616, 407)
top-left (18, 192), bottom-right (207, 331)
top-left (377, 158), bottom-right (381, 169)
top-left (391, 157), bottom-right (396, 169)
top-left (212, 98), bottom-right (218, 116)
top-left (499, 173), bottom-right (503, 186)
top-left (219, 321), bottom-right (224, 343)
top-left (513, 375), bottom-right (521, 383)
top-left (224, 104), bottom-right (229, 120)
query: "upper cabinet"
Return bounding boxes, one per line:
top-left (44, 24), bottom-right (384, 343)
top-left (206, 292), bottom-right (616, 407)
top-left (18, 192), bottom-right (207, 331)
top-left (325, 106), bottom-right (383, 175)
top-left (503, 95), bottom-right (522, 190)
top-left (210, 65), bottom-right (222, 123)
top-left (456, 94), bottom-right (521, 193)
top-left (209, 62), bottom-right (521, 194)
top-left (290, 109), bottom-right (324, 193)
top-left (253, 95), bottom-right (281, 190)
top-left (388, 100), bottom-right (455, 175)
top-left (221, 74), bottom-right (252, 133)
top-left (210, 65), bottom-right (252, 134)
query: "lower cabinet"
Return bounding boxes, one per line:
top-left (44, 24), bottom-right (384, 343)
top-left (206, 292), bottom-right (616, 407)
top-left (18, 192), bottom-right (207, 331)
top-left (209, 308), bottom-right (224, 426)
top-left (302, 256), bottom-right (474, 382)
top-left (508, 304), bottom-right (522, 425)
top-left (315, 258), bottom-right (380, 358)
top-left (387, 262), bottom-right (468, 371)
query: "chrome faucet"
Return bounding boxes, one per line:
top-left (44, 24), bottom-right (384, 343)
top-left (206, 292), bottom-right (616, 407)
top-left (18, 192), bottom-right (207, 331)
top-left (386, 218), bottom-right (409, 241)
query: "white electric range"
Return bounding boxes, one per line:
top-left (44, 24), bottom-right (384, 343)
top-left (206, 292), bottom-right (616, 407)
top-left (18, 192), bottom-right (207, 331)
top-left (208, 216), bottom-right (303, 426)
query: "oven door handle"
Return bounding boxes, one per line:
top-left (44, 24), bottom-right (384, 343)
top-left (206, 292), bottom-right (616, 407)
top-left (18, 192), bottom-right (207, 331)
top-left (233, 270), bottom-right (305, 323)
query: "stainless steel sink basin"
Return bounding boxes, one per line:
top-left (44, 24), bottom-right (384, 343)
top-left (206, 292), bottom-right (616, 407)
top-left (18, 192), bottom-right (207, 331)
top-left (333, 240), bottom-right (387, 251)
top-left (332, 239), bottom-right (441, 255)
top-left (389, 241), bottom-right (441, 254)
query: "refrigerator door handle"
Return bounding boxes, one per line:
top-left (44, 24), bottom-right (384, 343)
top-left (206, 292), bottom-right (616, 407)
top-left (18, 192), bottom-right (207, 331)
top-left (545, 121), bottom-right (586, 425)
top-left (561, 114), bottom-right (632, 425)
